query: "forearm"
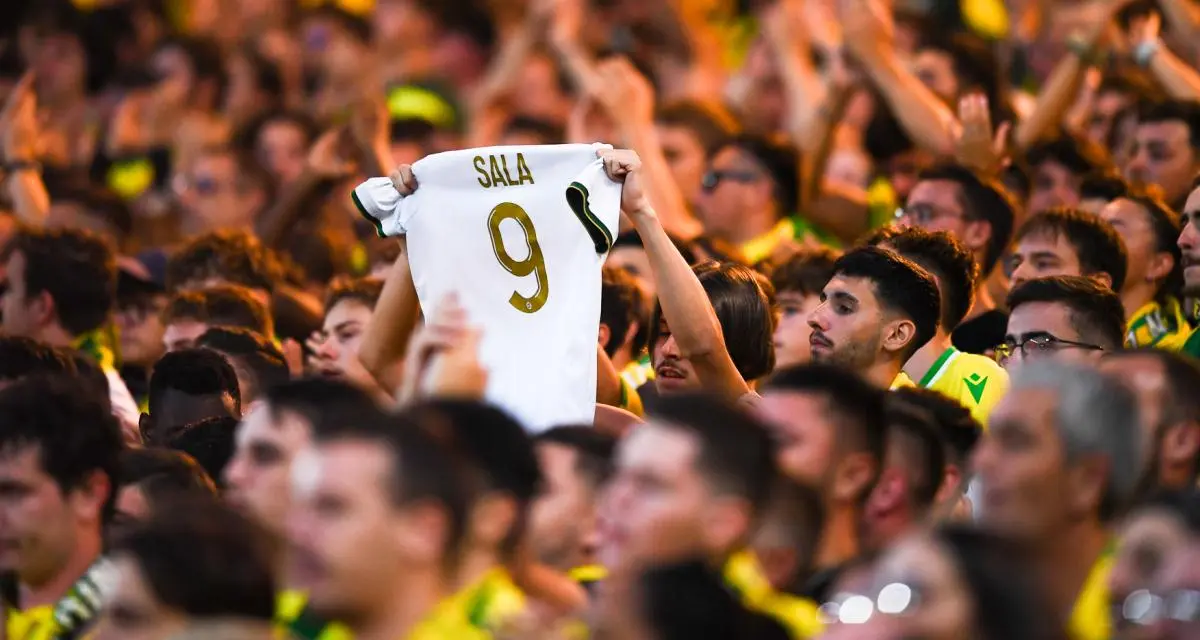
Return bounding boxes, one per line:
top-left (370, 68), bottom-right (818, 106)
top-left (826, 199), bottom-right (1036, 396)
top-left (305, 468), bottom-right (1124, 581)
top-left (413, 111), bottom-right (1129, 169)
top-left (595, 344), bottom-right (623, 407)
top-left (359, 245), bottom-right (420, 391)
top-left (862, 53), bottom-right (960, 157)
top-left (1148, 47), bottom-right (1200, 102)
top-left (630, 205), bottom-right (750, 396)
top-left (1015, 55), bottom-right (1085, 149)
top-left (775, 42), bottom-right (829, 153)
top-left (4, 169), bottom-right (49, 226)
top-left (256, 170), bottom-right (327, 248)
top-left (622, 123), bottom-right (703, 239)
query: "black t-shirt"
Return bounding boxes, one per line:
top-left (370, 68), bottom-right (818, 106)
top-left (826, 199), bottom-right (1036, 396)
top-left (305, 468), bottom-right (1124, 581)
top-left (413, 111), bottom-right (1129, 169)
top-left (952, 309), bottom-right (1009, 355)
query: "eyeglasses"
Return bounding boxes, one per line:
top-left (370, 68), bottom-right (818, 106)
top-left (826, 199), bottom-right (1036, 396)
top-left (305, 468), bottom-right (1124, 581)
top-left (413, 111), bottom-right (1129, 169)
top-left (818, 582), bottom-right (924, 625)
top-left (993, 333), bottom-right (1105, 364)
top-left (893, 203), bottom-right (967, 225)
top-left (701, 169), bottom-right (761, 192)
top-left (1120, 588), bottom-right (1200, 627)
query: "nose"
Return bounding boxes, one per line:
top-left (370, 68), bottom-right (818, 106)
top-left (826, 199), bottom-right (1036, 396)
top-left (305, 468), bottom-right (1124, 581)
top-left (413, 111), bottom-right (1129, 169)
top-left (315, 337), bottom-right (340, 361)
top-left (1009, 262), bottom-right (1034, 287)
top-left (1126, 148), bottom-right (1149, 177)
top-left (1179, 220), bottom-right (1198, 252)
top-left (660, 334), bottom-right (681, 359)
top-left (807, 304), bottom-right (829, 332)
top-left (223, 452), bottom-right (248, 489)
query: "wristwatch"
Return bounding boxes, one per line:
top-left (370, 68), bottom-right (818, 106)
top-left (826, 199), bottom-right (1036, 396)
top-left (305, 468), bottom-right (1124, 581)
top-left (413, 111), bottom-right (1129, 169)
top-left (1133, 40), bottom-right (1161, 67)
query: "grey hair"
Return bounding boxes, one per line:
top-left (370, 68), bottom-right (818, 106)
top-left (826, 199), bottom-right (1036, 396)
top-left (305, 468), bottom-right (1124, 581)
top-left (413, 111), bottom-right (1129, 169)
top-left (1011, 360), bottom-right (1143, 521)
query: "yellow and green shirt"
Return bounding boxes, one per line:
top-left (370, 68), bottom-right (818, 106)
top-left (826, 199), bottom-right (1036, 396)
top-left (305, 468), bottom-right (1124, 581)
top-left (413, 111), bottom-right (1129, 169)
top-left (890, 372), bottom-right (916, 390)
top-left (6, 605), bottom-right (56, 640)
top-left (1126, 299), bottom-right (1192, 350)
top-left (1068, 547), bottom-right (1113, 640)
top-left (276, 590), bottom-right (352, 640)
top-left (459, 567), bottom-right (526, 632)
top-left (724, 550), bottom-right (823, 639)
top-left (911, 347), bottom-right (1008, 430)
top-left (1173, 325), bottom-right (1200, 359)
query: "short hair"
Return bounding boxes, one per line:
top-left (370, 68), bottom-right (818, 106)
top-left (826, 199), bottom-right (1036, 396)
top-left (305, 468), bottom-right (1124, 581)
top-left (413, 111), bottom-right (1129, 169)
top-left (832, 247), bottom-right (941, 359)
top-left (1009, 360), bottom-right (1141, 522)
top-left (715, 135), bottom-right (801, 215)
top-left (501, 116), bottom-right (564, 145)
top-left (6, 226), bottom-right (116, 335)
top-left (768, 247), bottom-right (840, 298)
top-left (600, 266), bottom-right (645, 358)
top-left (764, 364), bottom-right (888, 497)
top-left (311, 410), bottom-right (472, 564)
top-left (647, 393), bottom-right (777, 517)
top-left (1006, 276), bottom-right (1127, 351)
top-left (1138, 99), bottom-right (1200, 150)
top-left (323, 276), bottom-right (384, 313)
top-left (196, 327), bottom-right (289, 401)
top-left (889, 387), bottom-right (982, 468)
top-left (915, 162), bottom-right (1019, 273)
top-left (1118, 192), bottom-right (1184, 302)
top-left (648, 262), bottom-right (776, 382)
top-left (162, 285), bottom-right (272, 337)
top-left (883, 402), bottom-right (947, 512)
top-left (654, 100), bottom-right (737, 156)
top-left (407, 400), bottom-right (541, 556)
top-left (146, 349), bottom-right (241, 442)
top-left (1106, 348), bottom-right (1200, 430)
top-left (866, 227), bottom-right (979, 329)
top-left (534, 426), bottom-right (617, 491)
top-left (1015, 206), bottom-right (1129, 290)
top-left (167, 416), bottom-right (238, 488)
top-left (0, 336), bottom-right (78, 383)
top-left (1079, 171), bottom-right (1131, 203)
top-left (1025, 133), bottom-right (1115, 179)
top-left (638, 560), bottom-right (790, 640)
top-left (110, 498), bottom-right (276, 622)
top-left (261, 377), bottom-right (382, 434)
top-left (117, 447), bottom-right (216, 505)
top-left (166, 230), bottom-right (285, 293)
top-left (0, 375), bottom-right (123, 522)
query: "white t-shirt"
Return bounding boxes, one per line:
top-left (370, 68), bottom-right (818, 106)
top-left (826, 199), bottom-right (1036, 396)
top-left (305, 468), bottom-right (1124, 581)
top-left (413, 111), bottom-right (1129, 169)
top-left (354, 143), bottom-right (621, 430)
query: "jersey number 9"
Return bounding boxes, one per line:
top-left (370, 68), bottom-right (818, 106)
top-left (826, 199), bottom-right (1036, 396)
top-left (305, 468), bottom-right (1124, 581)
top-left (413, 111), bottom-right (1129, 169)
top-left (487, 202), bottom-right (549, 314)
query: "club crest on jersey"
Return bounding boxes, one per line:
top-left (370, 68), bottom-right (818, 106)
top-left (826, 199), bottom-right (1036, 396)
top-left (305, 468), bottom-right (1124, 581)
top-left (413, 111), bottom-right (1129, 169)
top-left (474, 153), bottom-right (536, 188)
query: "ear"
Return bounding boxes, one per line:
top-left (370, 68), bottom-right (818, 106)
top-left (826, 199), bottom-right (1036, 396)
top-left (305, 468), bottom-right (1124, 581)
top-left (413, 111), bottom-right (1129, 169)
top-left (138, 413), bottom-right (152, 443)
top-left (1161, 422), bottom-right (1200, 469)
top-left (934, 463), bottom-right (963, 507)
top-left (866, 467), bottom-right (905, 516)
top-left (1066, 454), bottom-right (1110, 517)
top-left (882, 318), bottom-right (918, 356)
top-left (622, 320), bottom-right (640, 351)
top-left (702, 497), bottom-right (753, 555)
top-left (1089, 271), bottom-right (1114, 290)
top-left (70, 469), bottom-right (111, 525)
top-left (470, 493), bottom-right (518, 549)
top-left (31, 290), bottom-right (55, 327)
top-left (1145, 251), bottom-right (1175, 284)
top-left (396, 500), bottom-right (451, 564)
top-left (597, 323), bottom-right (612, 352)
top-left (833, 451), bottom-right (877, 505)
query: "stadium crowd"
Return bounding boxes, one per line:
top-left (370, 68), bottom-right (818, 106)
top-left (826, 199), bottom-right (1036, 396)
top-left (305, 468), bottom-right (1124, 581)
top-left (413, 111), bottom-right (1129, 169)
top-left (1, 0), bottom-right (1200, 638)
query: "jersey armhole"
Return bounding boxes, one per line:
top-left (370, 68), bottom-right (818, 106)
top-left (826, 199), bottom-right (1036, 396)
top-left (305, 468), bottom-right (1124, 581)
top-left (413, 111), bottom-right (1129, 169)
top-left (351, 189), bottom-right (388, 238)
top-left (566, 181), bottom-right (615, 254)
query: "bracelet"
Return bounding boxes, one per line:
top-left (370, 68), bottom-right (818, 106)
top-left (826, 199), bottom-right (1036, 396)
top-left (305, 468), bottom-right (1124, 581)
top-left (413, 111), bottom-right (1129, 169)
top-left (2, 159), bottom-right (41, 174)
top-left (1066, 36), bottom-right (1106, 67)
top-left (1133, 40), bottom-right (1161, 67)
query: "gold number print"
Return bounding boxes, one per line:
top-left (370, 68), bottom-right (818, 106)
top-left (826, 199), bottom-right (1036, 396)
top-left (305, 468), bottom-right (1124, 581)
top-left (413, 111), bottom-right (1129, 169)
top-left (487, 202), bottom-right (549, 314)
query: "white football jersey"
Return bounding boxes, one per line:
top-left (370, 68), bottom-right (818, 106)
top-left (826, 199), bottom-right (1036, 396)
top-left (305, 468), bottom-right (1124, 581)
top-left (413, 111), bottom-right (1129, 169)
top-left (353, 143), bottom-right (622, 430)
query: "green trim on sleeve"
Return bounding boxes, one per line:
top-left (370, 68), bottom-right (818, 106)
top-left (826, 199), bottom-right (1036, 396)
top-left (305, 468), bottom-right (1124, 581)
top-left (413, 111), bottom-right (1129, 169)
top-left (566, 181), bottom-right (614, 254)
top-left (350, 189), bottom-right (387, 238)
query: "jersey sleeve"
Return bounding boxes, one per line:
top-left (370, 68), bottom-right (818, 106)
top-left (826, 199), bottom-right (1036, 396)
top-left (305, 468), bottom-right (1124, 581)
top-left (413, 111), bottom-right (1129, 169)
top-left (565, 158), bottom-right (622, 254)
top-left (351, 177), bottom-right (410, 237)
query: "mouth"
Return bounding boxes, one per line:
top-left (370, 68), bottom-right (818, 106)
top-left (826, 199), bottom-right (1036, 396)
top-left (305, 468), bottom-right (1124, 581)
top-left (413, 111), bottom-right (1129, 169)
top-left (655, 364), bottom-right (687, 380)
top-left (809, 332), bottom-right (832, 351)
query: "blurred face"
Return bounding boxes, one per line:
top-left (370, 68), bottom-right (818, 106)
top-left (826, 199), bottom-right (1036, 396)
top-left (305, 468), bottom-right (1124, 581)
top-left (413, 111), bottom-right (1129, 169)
top-left (151, 46), bottom-right (195, 108)
top-left (116, 296), bottom-right (167, 367)
top-left (696, 147), bottom-right (772, 240)
top-left (257, 120), bottom-right (308, 186)
top-left (287, 441), bottom-right (408, 621)
top-left (652, 317), bottom-right (699, 394)
top-left (757, 392), bottom-right (836, 492)
top-left (913, 50), bottom-right (959, 102)
top-left (820, 534), bottom-right (972, 640)
top-left (773, 291), bottom-right (822, 368)
top-left (1126, 120), bottom-right (1199, 206)
top-left (179, 153), bottom-right (261, 232)
top-left (1029, 161), bottom-right (1082, 214)
top-left (529, 443), bottom-right (596, 571)
top-left (0, 446), bottom-right (106, 587)
top-left (808, 275), bottom-right (887, 372)
top-left (1086, 90), bottom-right (1132, 147)
top-left (111, 485), bottom-right (151, 536)
top-left (656, 124), bottom-right (708, 207)
top-left (224, 404), bottom-right (312, 534)
top-left (972, 387), bottom-right (1072, 539)
top-left (1, 250), bottom-right (39, 338)
top-left (26, 32), bottom-right (86, 100)
top-left (1099, 355), bottom-right (1166, 474)
top-left (902, 180), bottom-right (988, 258)
top-left (598, 424), bottom-right (710, 570)
top-left (313, 300), bottom-right (373, 380)
top-left (1001, 301), bottom-right (1104, 369)
top-left (607, 249), bottom-right (654, 297)
top-left (162, 320), bottom-right (209, 352)
top-left (1138, 542), bottom-right (1200, 640)
top-left (1101, 199), bottom-right (1158, 294)
top-left (1009, 231), bottom-right (1084, 288)
top-left (1178, 188), bottom-right (1200, 297)
top-left (512, 55), bottom-right (567, 123)
top-left (1109, 508), bottom-right (1189, 640)
top-left (93, 555), bottom-right (187, 640)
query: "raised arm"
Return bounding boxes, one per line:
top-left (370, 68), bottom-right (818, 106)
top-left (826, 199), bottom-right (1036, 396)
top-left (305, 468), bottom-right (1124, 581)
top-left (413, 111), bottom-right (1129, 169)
top-left (2, 74), bottom-right (49, 226)
top-left (599, 149), bottom-right (751, 398)
top-left (1131, 12), bottom-right (1200, 102)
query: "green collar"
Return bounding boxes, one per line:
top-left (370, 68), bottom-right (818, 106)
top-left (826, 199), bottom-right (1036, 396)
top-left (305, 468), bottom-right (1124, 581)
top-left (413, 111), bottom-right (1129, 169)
top-left (917, 347), bottom-right (959, 388)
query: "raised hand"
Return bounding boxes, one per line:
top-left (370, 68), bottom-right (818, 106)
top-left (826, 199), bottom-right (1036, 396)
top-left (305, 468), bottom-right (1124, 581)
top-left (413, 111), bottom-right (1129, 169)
top-left (597, 148), bottom-right (650, 215)
top-left (593, 57), bottom-right (655, 127)
top-left (1, 72), bottom-right (40, 163)
top-left (954, 93), bottom-right (1010, 177)
top-left (306, 128), bottom-right (356, 179)
top-left (837, 0), bottom-right (895, 64)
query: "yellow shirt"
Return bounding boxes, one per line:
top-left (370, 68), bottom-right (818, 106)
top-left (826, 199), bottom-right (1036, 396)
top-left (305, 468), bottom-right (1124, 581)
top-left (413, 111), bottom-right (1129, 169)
top-left (276, 590), bottom-right (352, 640)
top-left (724, 550), bottom-right (823, 639)
top-left (890, 372), bottom-right (916, 389)
top-left (6, 605), bottom-right (57, 640)
top-left (1068, 549), bottom-right (1113, 640)
top-left (915, 347), bottom-right (1008, 429)
top-left (459, 567), bottom-right (526, 632)
top-left (1182, 325), bottom-right (1200, 358)
top-left (742, 219), bottom-right (798, 265)
top-left (1126, 299), bottom-right (1191, 350)
top-left (276, 588), bottom-right (488, 640)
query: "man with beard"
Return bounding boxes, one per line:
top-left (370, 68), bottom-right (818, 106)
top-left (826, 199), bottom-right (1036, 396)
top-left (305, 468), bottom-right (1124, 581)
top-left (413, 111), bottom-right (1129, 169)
top-left (807, 246), bottom-right (941, 389)
top-left (1176, 179), bottom-right (1200, 357)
